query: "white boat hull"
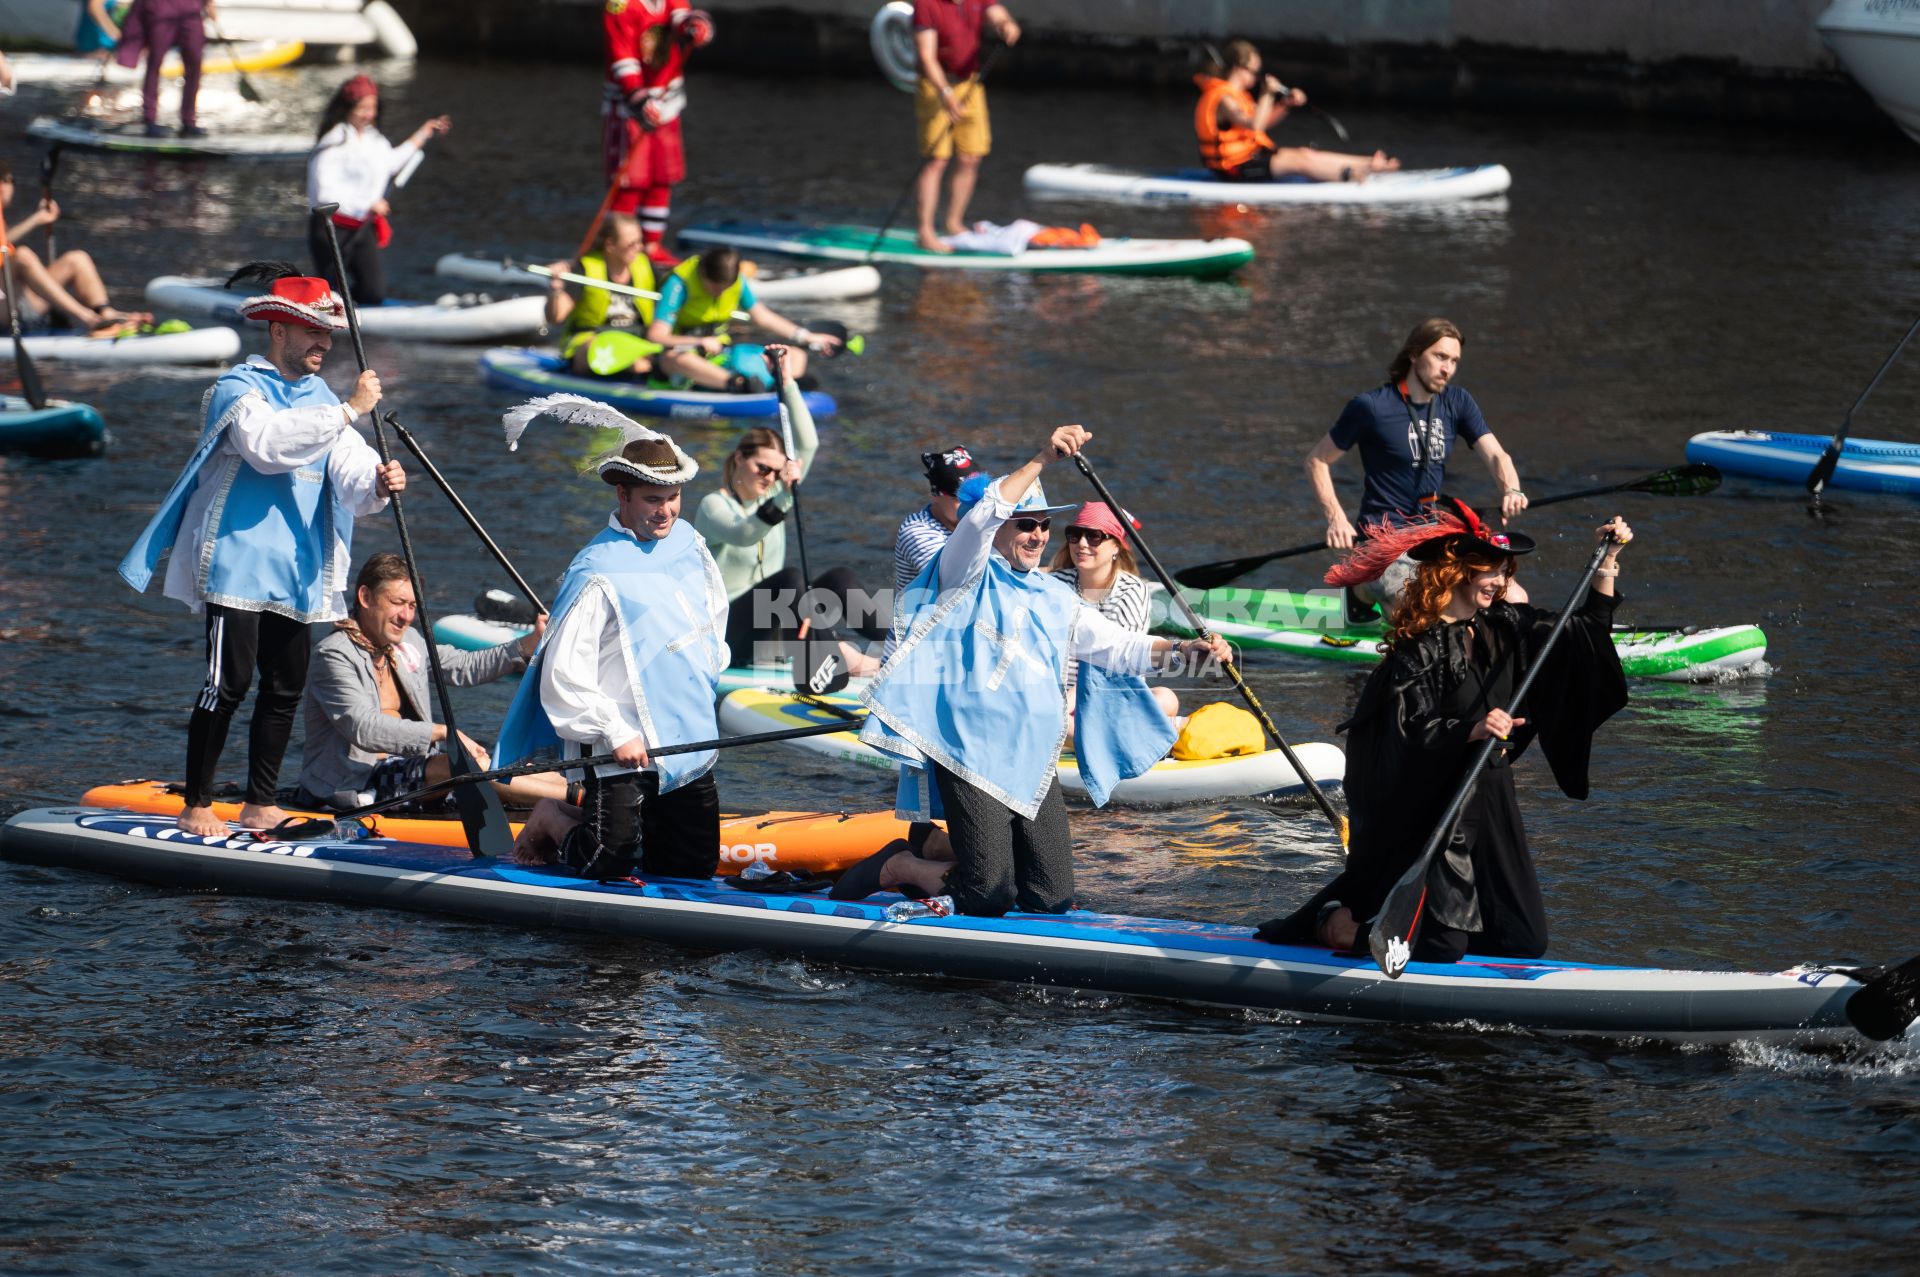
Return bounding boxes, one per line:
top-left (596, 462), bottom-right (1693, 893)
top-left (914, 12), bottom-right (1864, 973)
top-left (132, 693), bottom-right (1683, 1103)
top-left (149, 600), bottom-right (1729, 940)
top-left (1818, 0), bottom-right (1920, 143)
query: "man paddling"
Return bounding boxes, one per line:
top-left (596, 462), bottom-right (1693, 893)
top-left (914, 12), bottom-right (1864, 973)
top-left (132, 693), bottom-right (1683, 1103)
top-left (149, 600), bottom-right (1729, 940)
top-left (838, 425), bottom-right (1229, 917)
top-left (1304, 317), bottom-right (1530, 623)
top-left (499, 424), bottom-right (729, 879)
top-left (120, 268), bottom-right (403, 838)
top-left (912, 0), bottom-right (1020, 253)
top-left (646, 248), bottom-right (838, 393)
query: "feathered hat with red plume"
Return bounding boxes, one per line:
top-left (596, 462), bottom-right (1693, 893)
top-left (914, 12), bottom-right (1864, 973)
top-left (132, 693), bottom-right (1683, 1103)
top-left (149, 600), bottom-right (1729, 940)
top-left (1324, 496), bottom-right (1534, 587)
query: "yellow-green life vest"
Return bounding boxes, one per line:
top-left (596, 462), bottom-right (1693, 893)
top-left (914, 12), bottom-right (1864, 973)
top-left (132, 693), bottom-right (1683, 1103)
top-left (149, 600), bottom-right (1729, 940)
top-left (668, 256), bottom-right (747, 342)
top-left (561, 253), bottom-right (656, 357)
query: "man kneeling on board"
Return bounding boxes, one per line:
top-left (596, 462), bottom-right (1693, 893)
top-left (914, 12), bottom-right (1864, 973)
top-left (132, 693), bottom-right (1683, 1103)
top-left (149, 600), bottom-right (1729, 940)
top-left (544, 212), bottom-right (661, 381)
top-left (834, 424), bottom-right (1229, 916)
top-left (297, 553), bottom-right (563, 812)
top-left (497, 425), bottom-right (729, 879)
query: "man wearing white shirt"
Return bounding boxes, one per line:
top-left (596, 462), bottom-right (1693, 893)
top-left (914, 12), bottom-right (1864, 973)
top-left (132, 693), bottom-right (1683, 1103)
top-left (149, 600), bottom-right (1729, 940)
top-left (119, 270), bottom-right (403, 838)
top-left (499, 429), bottom-right (729, 880)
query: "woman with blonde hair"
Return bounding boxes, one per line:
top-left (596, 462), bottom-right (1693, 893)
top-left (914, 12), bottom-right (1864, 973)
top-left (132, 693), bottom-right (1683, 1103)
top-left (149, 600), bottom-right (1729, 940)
top-left (1255, 497), bottom-right (1633, 965)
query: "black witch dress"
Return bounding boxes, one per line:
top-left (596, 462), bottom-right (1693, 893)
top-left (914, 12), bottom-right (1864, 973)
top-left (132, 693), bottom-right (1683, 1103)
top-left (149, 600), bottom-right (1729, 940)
top-left (1260, 589), bottom-right (1627, 963)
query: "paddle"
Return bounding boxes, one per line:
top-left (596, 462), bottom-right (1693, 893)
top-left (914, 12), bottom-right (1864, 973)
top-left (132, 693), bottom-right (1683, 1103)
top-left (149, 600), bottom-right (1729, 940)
top-left (37, 144), bottom-right (60, 261)
top-left (1173, 464), bottom-right (1721, 591)
top-left (1806, 313), bottom-right (1920, 502)
top-left (317, 205), bottom-right (514, 859)
top-left (522, 262), bottom-right (865, 358)
top-left (1845, 952), bottom-right (1920, 1041)
top-left (1367, 533), bottom-right (1618, 978)
top-left (866, 41), bottom-right (1003, 260)
top-left (0, 215), bottom-right (48, 411)
top-left (768, 345), bottom-right (849, 695)
top-left (207, 15), bottom-right (264, 104)
top-left (332, 718), bottom-right (865, 822)
top-left (385, 413), bottom-right (547, 613)
top-left (1071, 452), bottom-right (1350, 847)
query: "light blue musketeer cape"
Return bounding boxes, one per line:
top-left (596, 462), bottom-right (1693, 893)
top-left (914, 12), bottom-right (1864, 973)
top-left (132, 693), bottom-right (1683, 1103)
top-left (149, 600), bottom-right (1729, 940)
top-left (119, 360), bottom-right (360, 623)
top-left (859, 551), bottom-right (1176, 820)
top-left (494, 519), bottom-right (726, 793)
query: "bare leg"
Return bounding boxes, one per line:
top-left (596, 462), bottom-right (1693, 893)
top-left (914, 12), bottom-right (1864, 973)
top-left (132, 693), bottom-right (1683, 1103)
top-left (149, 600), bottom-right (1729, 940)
top-left (942, 153), bottom-right (982, 236)
top-left (9, 245), bottom-right (102, 328)
top-left (1318, 905), bottom-right (1359, 950)
top-left (914, 156), bottom-right (952, 253)
top-left (514, 798), bottom-right (582, 864)
top-left (1268, 147), bottom-right (1400, 183)
top-left (499, 771), bottom-right (568, 806)
top-left (659, 347), bottom-right (733, 390)
top-left (237, 801), bottom-right (290, 831)
top-left (883, 850), bottom-right (952, 897)
top-left (45, 250), bottom-right (149, 325)
top-left (177, 804), bottom-right (227, 837)
top-left (919, 826), bottom-right (954, 861)
top-left (1151, 686), bottom-right (1180, 719)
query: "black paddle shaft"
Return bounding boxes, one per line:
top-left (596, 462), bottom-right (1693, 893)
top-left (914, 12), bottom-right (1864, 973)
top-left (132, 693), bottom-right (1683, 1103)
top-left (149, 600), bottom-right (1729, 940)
top-left (1367, 535), bottom-right (1617, 978)
top-left (317, 208), bottom-right (514, 858)
top-left (1808, 312), bottom-right (1920, 499)
top-left (1070, 453), bottom-right (1348, 845)
top-left (1, 235), bottom-right (47, 411)
top-left (386, 414), bottom-right (547, 613)
top-left (335, 718), bottom-right (864, 820)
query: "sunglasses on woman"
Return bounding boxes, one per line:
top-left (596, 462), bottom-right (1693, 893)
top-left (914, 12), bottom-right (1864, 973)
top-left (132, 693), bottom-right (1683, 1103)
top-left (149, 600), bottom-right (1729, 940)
top-left (1009, 517), bottom-right (1051, 534)
top-left (1064, 527), bottom-right (1111, 546)
top-left (746, 460), bottom-right (782, 479)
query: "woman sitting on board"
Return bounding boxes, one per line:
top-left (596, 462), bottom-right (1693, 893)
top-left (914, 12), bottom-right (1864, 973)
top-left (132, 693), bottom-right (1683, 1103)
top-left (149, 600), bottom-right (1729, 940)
top-left (0, 162), bottom-right (149, 334)
top-left (692, 347), bottom-right (881, 677)
top-left (544, 212), bottom-right (660, 380)
top-left (1195, 40), bottom-right (1397, 184)
top-left (1255, 500), bottom-right (1633, 964)
top-left (1047, 501), bottom-right (1181, 726)
top-left (307, 74), bottom-right (451, 307)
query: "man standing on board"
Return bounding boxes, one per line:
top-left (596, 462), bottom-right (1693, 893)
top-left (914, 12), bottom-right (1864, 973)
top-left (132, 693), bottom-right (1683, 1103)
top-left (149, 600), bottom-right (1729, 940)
top-left (912, 0), bottom-right (1019, 252)
top-left (119, 268), bottom-right (402, 837)
top-left (602, 0), bottom-right (716, 264)
top-left (1304, 318), bottom-right (1529, 623)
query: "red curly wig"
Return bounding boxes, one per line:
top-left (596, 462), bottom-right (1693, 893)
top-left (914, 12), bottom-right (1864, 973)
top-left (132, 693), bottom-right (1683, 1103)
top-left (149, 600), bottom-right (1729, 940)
top-left (1384, 543), bottom-right (1519, 646)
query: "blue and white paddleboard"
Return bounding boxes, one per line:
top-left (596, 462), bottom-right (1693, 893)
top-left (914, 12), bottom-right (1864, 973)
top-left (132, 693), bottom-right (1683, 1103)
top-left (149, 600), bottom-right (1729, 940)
top-left (1686, 430), bottom-right (1920, 496)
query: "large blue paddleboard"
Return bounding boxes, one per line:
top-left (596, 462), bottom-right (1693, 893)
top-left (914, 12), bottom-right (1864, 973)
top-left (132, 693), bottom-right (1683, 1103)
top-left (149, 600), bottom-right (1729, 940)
top-left (2, 805), bottom-right (1891, 1045)
top-left (479, 347), bottom-right (838, 422)
top-left (1686, 430), bottom-right (1920, 496)
top-left (0, 395), bottom-right (106, 457)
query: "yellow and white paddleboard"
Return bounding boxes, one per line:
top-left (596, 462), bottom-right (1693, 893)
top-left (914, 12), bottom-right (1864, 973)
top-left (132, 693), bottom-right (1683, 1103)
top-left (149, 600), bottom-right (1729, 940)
top-left (717, 688), bottom-right (1344, 807)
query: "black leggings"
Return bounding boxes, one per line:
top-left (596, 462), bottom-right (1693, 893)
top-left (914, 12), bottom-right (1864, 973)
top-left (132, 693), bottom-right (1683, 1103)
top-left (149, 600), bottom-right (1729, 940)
top-left (723, 564), bottom-right (884, 668)
top-left (184, 604), bottom-right (312, 809)
top-left (309, 211), bottom-right (386, 307)
top-left (559, 770), bottom-right (720, 880)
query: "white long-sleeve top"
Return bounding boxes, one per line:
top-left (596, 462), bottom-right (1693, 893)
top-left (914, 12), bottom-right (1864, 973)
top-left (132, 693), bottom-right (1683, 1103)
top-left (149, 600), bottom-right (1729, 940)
top-left (162, 356), bottom-right (388, 615)
top-left (930, 476), bottom-right (1161, 677)
top-left (539, 514), bottom-right (731, 776)
top-left (307, 122), bottom-right (420, 220)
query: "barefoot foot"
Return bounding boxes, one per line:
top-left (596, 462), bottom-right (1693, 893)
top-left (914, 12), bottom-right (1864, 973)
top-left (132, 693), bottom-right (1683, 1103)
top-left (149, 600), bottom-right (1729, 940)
top-left (915, 233), bottom-right (954, 254)
top-left (177, 805), bottom-right (228, 837)
top-left (237, 802), bottom-right (290, 831)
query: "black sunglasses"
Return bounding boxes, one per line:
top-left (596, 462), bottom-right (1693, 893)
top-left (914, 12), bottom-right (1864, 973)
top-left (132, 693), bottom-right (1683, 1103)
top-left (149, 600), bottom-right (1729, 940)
top-left (1065, 527), bottom-right (1111, 545)
top-left (1009, 517), bottom-right (1052, 534)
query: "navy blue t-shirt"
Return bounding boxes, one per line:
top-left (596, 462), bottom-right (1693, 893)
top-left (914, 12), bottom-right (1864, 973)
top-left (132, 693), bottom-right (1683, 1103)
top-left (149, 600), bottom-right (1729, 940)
top-left (1328, 381), bottom-right (1491, 524)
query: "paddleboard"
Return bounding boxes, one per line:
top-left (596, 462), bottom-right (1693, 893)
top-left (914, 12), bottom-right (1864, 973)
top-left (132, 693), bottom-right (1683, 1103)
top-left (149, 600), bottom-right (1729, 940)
top-left (677, 220), bottom-right (1256, 278)
top-left (433, 253), bottom-right (883, 303)
top-left (78, 781), bottom-right (910, 876)
top-left (478, 347), bottom-right (837, 422)
top-left (146, 276), bottom-right (547, 343)
top-left (1023, 163), bottom-right (1514, 206)
top-left (718, 688), bottom-right (1344, 807)
top-left (1, 325), bottom-right (240, 365)
top-left (8, 37), bottom-right (304, 85)
top-left (1160, 586), bottom-right (1768, 682)
top-left (4, 803), bottom-right (1894, 1044)
top-left (1686, 430), bottom-right (1920, 497)
top-left (26, 116), bottom-right (313, 159)
top-left (0, 394), bottom-right (106, 457)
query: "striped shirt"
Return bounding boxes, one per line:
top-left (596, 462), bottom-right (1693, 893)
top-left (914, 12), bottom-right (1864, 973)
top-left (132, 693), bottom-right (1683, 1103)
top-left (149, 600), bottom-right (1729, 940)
top-left (894, 504), bottom-right (951, 592)
top-left (1051, 567), bottom-right (1154, 698)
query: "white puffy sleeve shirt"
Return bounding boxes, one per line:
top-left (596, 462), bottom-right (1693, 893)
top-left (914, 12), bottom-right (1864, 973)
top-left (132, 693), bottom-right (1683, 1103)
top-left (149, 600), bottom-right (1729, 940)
top-left (307, 122), bottom-right (420, 220)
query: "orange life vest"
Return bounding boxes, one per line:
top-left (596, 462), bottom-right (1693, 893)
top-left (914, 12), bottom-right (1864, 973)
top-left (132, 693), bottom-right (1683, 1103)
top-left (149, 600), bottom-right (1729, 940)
top-left (1193, 73), bottom-right (1275, 172)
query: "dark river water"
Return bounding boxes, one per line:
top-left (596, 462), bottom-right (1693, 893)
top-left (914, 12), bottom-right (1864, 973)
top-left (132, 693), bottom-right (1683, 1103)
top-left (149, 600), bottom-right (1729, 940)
top-left (4, 54), bottom-right (1920, 1274)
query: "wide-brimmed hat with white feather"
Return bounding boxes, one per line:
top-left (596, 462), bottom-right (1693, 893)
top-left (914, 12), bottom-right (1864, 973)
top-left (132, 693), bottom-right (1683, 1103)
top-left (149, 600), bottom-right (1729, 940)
top-left (502, 393), bottom-right (699, 487)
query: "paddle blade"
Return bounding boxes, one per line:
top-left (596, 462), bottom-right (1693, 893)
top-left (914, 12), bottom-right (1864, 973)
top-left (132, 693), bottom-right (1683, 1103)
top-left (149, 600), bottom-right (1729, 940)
top-left (794, 639), bottom-right (851, 696)
top-left (1805, 446), bottom-right (1842, 497)
top-left (1634, 462), bottom-right (1721, 496)
top-left (14, 339), bottom-right (46, 411)
top-left (474, 588), bottom-right (539, 626)
top-left (807, 319), bottom-right (861, 359)
top-left (1846, 953), bottom-right (1920, 1041)
top-left (1173, 561), bottom-right (1250, 591)
top-left (1368, 875), bottom-right (1424, 979)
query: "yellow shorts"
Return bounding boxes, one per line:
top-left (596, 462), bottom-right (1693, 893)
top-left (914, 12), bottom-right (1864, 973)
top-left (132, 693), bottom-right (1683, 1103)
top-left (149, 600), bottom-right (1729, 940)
top-left (916, 76), bottom-right (991, 159)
